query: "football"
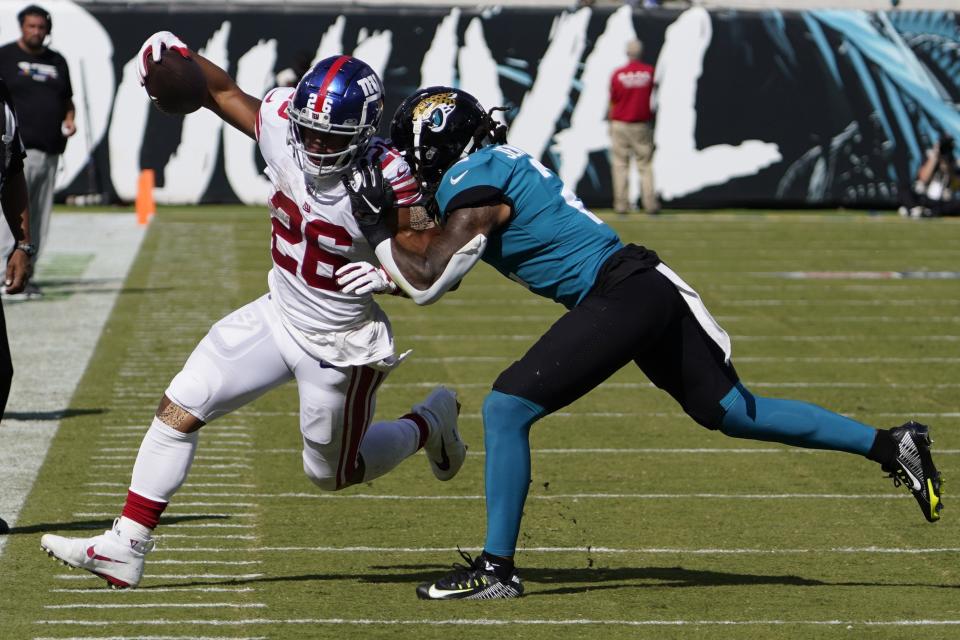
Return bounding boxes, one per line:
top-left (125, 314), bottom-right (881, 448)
top-left (143, 48), bottom-right (207, 115)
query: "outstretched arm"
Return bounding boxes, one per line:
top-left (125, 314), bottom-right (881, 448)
top-left (137, 31), bottom-right (261, 140)
top-left (194, 54), bottom-right (261, 140)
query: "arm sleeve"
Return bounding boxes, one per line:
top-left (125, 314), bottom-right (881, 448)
top-left (373, 233), bottom-right (487, 306)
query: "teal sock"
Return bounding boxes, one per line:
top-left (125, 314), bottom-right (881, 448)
top-left (481, 390), bottom-right (546, 557)
top-left (720, 383), bottom-right (876, 455)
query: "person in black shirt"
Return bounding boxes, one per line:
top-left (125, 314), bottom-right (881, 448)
top-left (0, 5), bottom-right (73, 298)
top-left (0, 76), bottom-right (33, 416)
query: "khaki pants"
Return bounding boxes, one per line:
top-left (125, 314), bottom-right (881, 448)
top-left (610, 120), bottom-right (658, 214)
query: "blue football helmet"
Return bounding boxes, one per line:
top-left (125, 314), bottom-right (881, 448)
top-left (287, 55), bottom-right (384, 177)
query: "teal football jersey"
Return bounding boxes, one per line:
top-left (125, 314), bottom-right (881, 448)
top-left (435, 144), bottom-right (623, 308)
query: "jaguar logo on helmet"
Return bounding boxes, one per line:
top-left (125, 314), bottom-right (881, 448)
top-left (411, 92), bottom-right (457, 133)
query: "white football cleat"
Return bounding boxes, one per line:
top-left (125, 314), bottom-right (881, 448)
top-left (40, 519), bottom-right (155, 589)
top-left (414, 386), bottom-right (467, 481)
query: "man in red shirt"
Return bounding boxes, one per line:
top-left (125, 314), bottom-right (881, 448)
top-left (608, 39), bottom-right (659, 216)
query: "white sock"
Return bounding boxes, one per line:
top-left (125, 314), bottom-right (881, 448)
top-left (358, 418), bottom-right (421, 481)
top-left (129, 417), bottom-right (199, 502)
top-left (116, 516), bottom-right (153, 543)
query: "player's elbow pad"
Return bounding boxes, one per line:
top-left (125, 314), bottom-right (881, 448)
top-left (373, 234), bottom-right (486, 305)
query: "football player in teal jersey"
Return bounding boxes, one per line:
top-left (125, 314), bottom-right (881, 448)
top-left (343, 86), bottom-right (944, 600)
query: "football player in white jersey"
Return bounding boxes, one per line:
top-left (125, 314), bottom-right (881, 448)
top-left (39, 32), bottom-right (466, 589)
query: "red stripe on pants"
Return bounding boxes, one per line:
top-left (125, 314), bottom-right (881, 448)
top-left (336, 367), bottom-right (384, 488)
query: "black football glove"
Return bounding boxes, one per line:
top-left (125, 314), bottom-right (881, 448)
top-left (342, 159), bottom-right (395, 247)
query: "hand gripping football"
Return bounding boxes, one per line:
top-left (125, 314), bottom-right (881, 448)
top-left (144, 48), bottom-right (206, 115)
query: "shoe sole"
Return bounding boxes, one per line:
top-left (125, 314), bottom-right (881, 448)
top-left (430, 431), bottom-right (466, 481)
top-left (925, 473), bottom-right (943, 522)
top-left (41, 542), bottom-right (133, 589)
top-left (416, 583), bottom-right (522, 600)
top-left (906, 425), bottom-right (944, 523)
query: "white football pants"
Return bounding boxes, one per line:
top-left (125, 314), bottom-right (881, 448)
top-left (137, 294), bottom-right (423, 496)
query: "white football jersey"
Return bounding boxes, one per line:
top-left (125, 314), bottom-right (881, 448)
top-left (255, 87), bottom-right (420, 366)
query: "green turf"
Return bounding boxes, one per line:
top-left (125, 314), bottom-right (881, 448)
top-left (2, 208), bottom-right (959, 639)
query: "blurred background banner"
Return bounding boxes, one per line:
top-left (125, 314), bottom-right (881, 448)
top-left (4, 1), bottom-right (957, 209)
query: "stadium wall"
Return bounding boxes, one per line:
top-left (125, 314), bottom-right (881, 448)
top-left (8, 2), bottom-right (959, 209)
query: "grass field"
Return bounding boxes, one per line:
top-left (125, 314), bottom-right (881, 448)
top-left (1, 207), bottom-right (959, 639)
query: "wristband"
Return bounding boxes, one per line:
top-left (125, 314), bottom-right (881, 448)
top-left (16, 242), bottom-right (36, 257)
top-left (359, 218), bottom-right (393, 248)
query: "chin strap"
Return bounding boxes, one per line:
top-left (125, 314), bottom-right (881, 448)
top-left (373, 234), bottom-right (487, 305)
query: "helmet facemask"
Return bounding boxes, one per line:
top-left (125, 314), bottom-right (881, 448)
top-left (287, 107), bottom-right (374, 177)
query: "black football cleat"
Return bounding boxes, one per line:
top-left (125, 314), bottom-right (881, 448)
top-left (884, 422), bottom-right (943, 523)
top-left (417, 549), bottom-right (523, 600)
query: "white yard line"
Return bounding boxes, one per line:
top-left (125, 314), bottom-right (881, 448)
top-left (408, 355), bottom-right (960, 363)
top-left (153, 545), bottom-right (960, 554)
top-left (32, 618), bottom-right (960, 627)
top-left (49, 586), bottom-right (256, 594)
top-left (70, 493), bottom-right (912, 502)
top-left (86, 483), bottom-right (256, 488)
top-left (237, 410), bottom-right (960, 420)
top-left (165, 448), bottom-right (960, 458)
top-left (147, 560), bottom-right (262, 565)
top-left (379, 381), bottom-right (960, 390)
top-left (45, 603), bottom-right (266, 609)
top-left (0, 214), bottom-right (146, 556)
top-left (34, 636), bottom-right (267, 640)
top-left (54, 573), bottom-right (264, 581)
top-left (400, 333), bottom-right (960, 341)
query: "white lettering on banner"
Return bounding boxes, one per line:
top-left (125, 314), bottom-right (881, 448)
top-left (312, 15), bottom-right (346, 66)
top-left (553, 5), bottom-right (638, 201)
top-left (353, 29), bottom-right (391, 80)
top-left (108, 57), bottom-right (151, 202)
top-left (509, 8), bottom-right (591, 162)
top-left (152, 23), bottom-right (231, 205)
top-left (225, 38), bottom-right (276, 206)
top-left (420, 8), bottom-right (460, 88)
top-left (458, 17), bottom-right (506, 128)
top-left (652, 7), bottom-right (781, 199)
top-left (94, 5), bottom-right (784, 205)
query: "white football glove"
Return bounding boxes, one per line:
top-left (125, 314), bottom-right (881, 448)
top-left (335, 262), bottom-right (397, 296)
top-left (136, 31), bottom-right (190, 86)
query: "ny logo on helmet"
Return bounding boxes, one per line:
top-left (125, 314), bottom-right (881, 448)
top-left (356, 75), bottom-right (381, 99)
